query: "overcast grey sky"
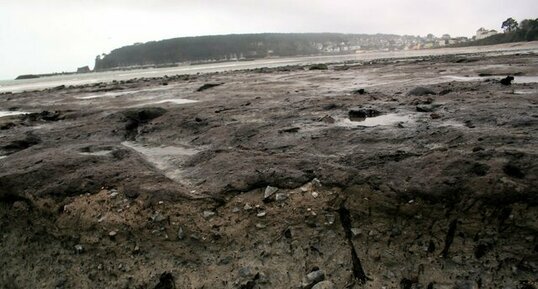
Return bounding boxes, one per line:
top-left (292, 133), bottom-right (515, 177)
top-left (1, 0), bottom-right (537, 79)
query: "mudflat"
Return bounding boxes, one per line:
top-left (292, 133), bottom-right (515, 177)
top-left (0, 48), bottom-right (537, 289)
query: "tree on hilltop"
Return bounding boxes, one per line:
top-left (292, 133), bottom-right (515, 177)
top-left (502, 18), bottom-right (519, 32)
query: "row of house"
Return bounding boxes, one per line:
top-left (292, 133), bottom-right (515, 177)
top-left (474, 28), bottom-right (499, 40)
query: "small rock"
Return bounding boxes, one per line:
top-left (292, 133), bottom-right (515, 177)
top-left (232, 207), bottom-right (241, 213)
top-left (353, 88), bottom-right (366, 95)
top-left (257, 211), bottom-right (266, 217)
top-left (177, 227), bottom-right (185, 240)
top-left (196, 83), bottom-right (223, 92)
top-left (311, 178), bottom-right (322, 188)
top-left (151, 212), bottom-right (167, 222)
top-left (154, 272), bottom-right (175, 289)
top-left (264, 186), bottom-right (279, 200)
top-left (108, 231), bottom-right (117, 238)
top-left (312, 192), bottom-right (319, 198)
top-left (74, 244), bottom-right (84, 254)
top-left (275, 192), bottom-right (288, 201)
top-left (256, 223), bottom-right (266, 229)
top-left (351, 228), bottom-right (362, 237)
top-left (500, 76), bottom-right (514, 86)
top-left (430, 113), bottom-right (442, 119)
top-left (312, 281), bottom-right (335, 289)
top-left (244, 203), bottom-right (253, 211)
top-left (348, 108), bottom-right (381, 120)
top-left (416, 104), bottom-right (435, 112)
top-left (203, 210), bottom-right (216, 218)
top-left (309, 63), bottom-right (328, 70)
top-left (110, 192), bottom-right (119, 198)
top-left (306, 269), bottom-right (325, 284)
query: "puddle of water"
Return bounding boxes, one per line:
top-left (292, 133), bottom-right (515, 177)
top-left (122, 141), bottom-right (198, 183)
top-left (0, 111), bottom-right (29, 118)
top-left (74, 84), bottom-right (182, 100)
top-left (340, 113), bottom-right (415, 127)
top-left (122, 141), bottom-right (198, 156)
top-left (445, 75), bottom-right (538, 83)
top-left (151, 99), bottom-right (199, 105)
top-left (513, 76), bottom-right (538, 84)
top-left (76, 91), bottom-right (126, 100)
top-left (79, 150), bottom-right (113, 156)
top-left (514, 89), bottom-right (537, 95)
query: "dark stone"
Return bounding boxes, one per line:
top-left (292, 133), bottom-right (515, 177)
top-left (309, 64), bottom-right (328, 70)
top-left (353, 89), bottom-right (366, 95)
top-left (407, 87), bottom-right (436, 96)
top-left (348, 108), bottom-right (381, 120)
top-left (416, 105), bottom-right (435, 112)
top-left (430, 113), bottom-right (442, 119)
top-left (499, 74), bottom-right (515, 84)
top-left (400, 277), bottom-right (418, 289)
top-left (279, 127), bottom-right (300, 133)
top-left (196, 83), bottom-right (223, 92)
top-left (503, 163), bottom-right (525, 178)
top-left (154, 272), bottom-right (175, 289)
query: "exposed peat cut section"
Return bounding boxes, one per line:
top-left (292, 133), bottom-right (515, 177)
top-left (0, 49), bottom-right (537, 288)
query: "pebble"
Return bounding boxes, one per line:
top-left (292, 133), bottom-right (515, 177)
top-left (203, 210), bottom-right (216, 218)
top-left (312, 191), bottom-right (319, 198)
top-left (257, 211), bottom-right (266, 217)
top-left (151, 212), bottom-right (167, 222)
top-left (108, 231), bottom-right (117, 237)
top-left (307, 269), bottom-right (325, 283)
top-left (351, 228), bottom-right (362, 237)
top-left (244, 203), bottom-right (253, 211)
top-left (256, 223), bottom-right (266, 229)
top-left (232, 207), bottom-right (241, 213)
top-left (264, 186), bottom-right (279, 199)
top-left (177, 227), bottom-right (185, 240)
top-left (312, 281), bottom-right (335, 289)
top-left (275, 192), bottom-right (288, 201)
top-left (74, 244), bottom-right (84, 254)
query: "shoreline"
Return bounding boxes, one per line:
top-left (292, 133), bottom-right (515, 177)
top-left (2, 41), bottom-right (538, 94)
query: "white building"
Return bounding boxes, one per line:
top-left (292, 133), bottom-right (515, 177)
top-left (476, 28), bottom-right (498, 40)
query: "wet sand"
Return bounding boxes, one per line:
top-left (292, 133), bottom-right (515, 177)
top-left (0, 45), bottom-right (537, 289)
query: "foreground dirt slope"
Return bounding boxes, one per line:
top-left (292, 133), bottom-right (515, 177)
top-left (0, 51), bottom-right (537, 288)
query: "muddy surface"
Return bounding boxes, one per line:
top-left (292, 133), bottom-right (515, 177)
top-left (1, 50), bottom-right (537, 289)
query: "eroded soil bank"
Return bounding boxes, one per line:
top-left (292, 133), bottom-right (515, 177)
top-left (0, 50), bottom-right (537, 288)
